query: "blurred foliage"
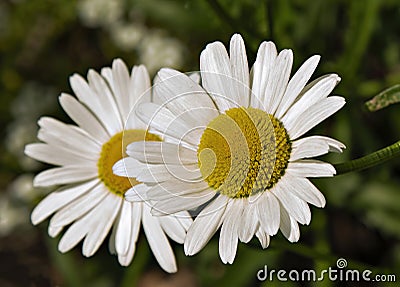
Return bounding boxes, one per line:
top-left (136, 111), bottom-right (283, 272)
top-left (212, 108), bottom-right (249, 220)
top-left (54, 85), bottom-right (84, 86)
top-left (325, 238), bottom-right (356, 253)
top-left (1, 0), bottom-right (400, 286)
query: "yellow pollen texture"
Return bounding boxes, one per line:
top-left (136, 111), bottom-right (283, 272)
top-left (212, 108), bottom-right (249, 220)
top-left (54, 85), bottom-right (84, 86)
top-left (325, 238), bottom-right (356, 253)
top-left (97, 129), bottom-right (161, 197)
top-left (197, 107), bottom-right (291, 198)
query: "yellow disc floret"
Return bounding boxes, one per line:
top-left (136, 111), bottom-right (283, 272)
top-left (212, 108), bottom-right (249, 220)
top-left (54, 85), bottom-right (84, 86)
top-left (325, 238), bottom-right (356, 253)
top-left (197, 107), bottom-right (291, 198)
top-left (98, 129), bottom-right (161, 196)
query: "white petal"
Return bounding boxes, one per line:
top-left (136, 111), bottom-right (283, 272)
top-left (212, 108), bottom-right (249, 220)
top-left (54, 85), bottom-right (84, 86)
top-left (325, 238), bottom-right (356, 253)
top-left (142, 204), bottom-right (177, 273)
top-left (174, 210), bottom-right (194, 231)
top-left (200, 41), bottom-right (236, 111)
top-left (255, 227), bottom-right (270, 249)
top-left (81, 193), bottom-right (122, 257)
top-left (25, 143), bottom-right (96, 167)
top-left (124, 184), bottom-right (149, 202)
top-left (69, 73), bottom-right (121, 135)
top-left (185, 195), bottom-right (228, 256)
top-left (50, 184), bottom-right (108, 227)
top-left (118, 202), bottom-right (142, 266)
top-left (114, 201), bottom-right (132, 255)
top-left (147, 180), bottom-right (209, 201)
top-left (285, 96), bottom-right (346, 140)
top-left (238, 200), bottom-right (258, 243)
top-left (154, 68), bottom-right (218, 124)
top-left (33, 166), bottom-right (97, 187)
top-left (279, 205), bottom-right (300, 242)
top-left (276, 173), bottom-right (326, 208)
top-left (219, 200), bottom-right (241, 264)
top-left (287, 160), bottom-right (336, 177)
top-left (59, 93), bottom-right (109, 143)
top-left (37, 117), bottom-right (101, 158)
top-left (263, 49), bottom-right (293, 114)
top-left (137, 103), bottom-right (205, 147)
top-left (291, 136), bottom-right (345, 161)
top-left (251, 41), bottom-right (277, 109)
top-left (230, 34), bottom-right (250, 107)
top-left (275, 55), bottom-right (321, 118)
top-left (48, 224), bottom-right (63, 238)
top-left (127, 141), bottom-right (198, 165)
top-left (112, 157), bottom-right (142, 178)
top-left (272, 183), bottom-right (311, 225)
top-left (136, 163), bottom-right (201, 183)
top-left (108, 59), bottom-right (132, 123)
top-left (31, 180), bottom-right (99, 225)
top-left (256, 191), bottom-right (280, 236)
top-left (152, 189), bottom-right (215, 216)
top-left (159, 215), bottom-right (187, 244)
top-left (282, 74), bottom-right (341, 126)
top-left (87, 69), bottom-right (123, 130)
top-left (125, 65), bottom-right (151, 130)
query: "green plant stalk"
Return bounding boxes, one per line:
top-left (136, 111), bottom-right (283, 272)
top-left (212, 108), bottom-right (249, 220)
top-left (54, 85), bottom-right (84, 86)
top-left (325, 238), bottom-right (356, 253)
top-left (334, 140), bottom-right (400, 175)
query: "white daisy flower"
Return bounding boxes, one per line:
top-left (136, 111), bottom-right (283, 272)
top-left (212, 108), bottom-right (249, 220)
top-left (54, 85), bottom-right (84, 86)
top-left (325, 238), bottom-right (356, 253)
top-left (25, 59), bottom-right (192, 273)
top-left (114, 34), bottom-right (346, 264)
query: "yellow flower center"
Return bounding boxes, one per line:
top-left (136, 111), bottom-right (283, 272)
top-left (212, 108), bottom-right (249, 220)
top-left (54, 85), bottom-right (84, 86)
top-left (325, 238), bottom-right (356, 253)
top-left (197, 107), bottom-right (291, 198)
top-left (98, 129), bottom-right (161, 196)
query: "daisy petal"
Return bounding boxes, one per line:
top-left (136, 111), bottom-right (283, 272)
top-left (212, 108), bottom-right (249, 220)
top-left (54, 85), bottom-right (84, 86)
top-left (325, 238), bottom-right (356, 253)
top-left (230, 34), bottom-right (250, 107)
top-left (147, 180), bottom-right (209, 201)
top-left (25, 143), bottom-right (95, 166)
top-left (152, 189), bottom-right (215, 216)
top-left (137, 102), bottom-right (206, 147)
top-left (276, 173), bottom-right (326, 208)
top-left (251, 41), bottom-right (277, 109)
top-left (275, 55), bottom-right (321, 118)
top-left (136, 163), bottom-right (201, 183)
top-left (291, 136), bottom-right (345, 160)
top-left (37, 117), bottom-right (101, 158)
top-left (185, 195), bottom-right (229, 256)
top-left (125, 65), bottom-right (151, 130)
top-left (50, 184), bottom-right (108, 227)
top-left (287, 160), bottom-right (336, 178)
top-left (124, 184), bottom-right (149, 202)
top-left (69, 73), bottom-right (121, 135)
top-left (142, 205), bottom-right (177, 273)
top-left (282, 74), bottom-right (341, 127)
top-left (255, 227), bottom-right (270, 249)
top-left (159, 215), bottom-right (187, 244)
top-left (272, 183), bottom-right (311, 225)
top-left (279, 205), bottom-right (300, 242)
top-left (82, 193), bottom-right (122, 257)
top-left (200, 41), bottom-right (236, 111)
top-left (59, 93), bottom-right (109, 143)
top-left (256, 191), bottom-right (280, 236)
top-left (263, 49), bottom-right (293, 114)
top-left (112, 157), bottom-right (143, 178)
top-left (33, 166), bottom-right (97, 187)
top-left (286, 96), bottom-right (346, 140)
top-left (154, 68), bottom-right (218, 124)
top-left (108, 59), bottom-right (132, 123)
top-left (87, 69), bottom-right (123, 130)
top-left (115, 200), bottom-right (133, 255)
top-left (219, 200), bottom-right (241, 264)
top-left (127, 141), bottom-right (198, 165)
top-left (238, 200), bottom-right (258, 243)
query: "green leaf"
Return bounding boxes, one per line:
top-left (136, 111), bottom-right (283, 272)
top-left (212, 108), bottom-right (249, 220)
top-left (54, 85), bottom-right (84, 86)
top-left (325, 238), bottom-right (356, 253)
top-left (365, 84), bottom-right (400, 111)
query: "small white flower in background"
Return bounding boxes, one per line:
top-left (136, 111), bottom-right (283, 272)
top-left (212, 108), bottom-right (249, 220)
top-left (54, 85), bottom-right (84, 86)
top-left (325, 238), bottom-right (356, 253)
top-left (0, 195), bottom-right (30, 236)
top-left (25, 59), bottom-right (192, 273)
top-left (110, 22), bottom-right (145, 51)
top-left (115, 34), bottom-right (345, 264)
top-left (138, 31), bottom-right (186, 75)
top-left (78, 0), bottom-right (123, 28)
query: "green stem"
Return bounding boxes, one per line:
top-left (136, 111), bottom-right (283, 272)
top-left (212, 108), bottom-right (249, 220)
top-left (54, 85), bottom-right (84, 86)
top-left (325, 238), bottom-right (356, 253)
top-left (334, 140), bottom-right (400, 175)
